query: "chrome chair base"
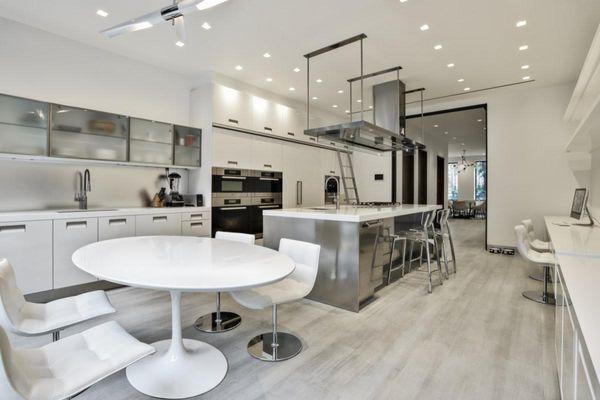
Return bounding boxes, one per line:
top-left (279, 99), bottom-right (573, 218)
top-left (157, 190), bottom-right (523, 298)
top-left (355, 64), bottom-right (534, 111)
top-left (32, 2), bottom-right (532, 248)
top-left (194, 311), bottom-right (241, 333)
top-left (248, 332), bottom-right (302, 362)
top-left (522, 290), bottom-right (556, 305)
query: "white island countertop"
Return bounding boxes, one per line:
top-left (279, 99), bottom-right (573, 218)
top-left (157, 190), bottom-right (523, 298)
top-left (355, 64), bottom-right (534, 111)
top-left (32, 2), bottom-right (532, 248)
top-left (264, 204), bottom-right (441, 222)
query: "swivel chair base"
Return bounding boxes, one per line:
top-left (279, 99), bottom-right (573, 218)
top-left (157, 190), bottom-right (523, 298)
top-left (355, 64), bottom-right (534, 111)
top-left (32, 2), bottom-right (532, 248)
top-left (247, 332), bottom-right (302, 362)
top-left (522, 290), bottom-right (556, 305)
top-left (195, 311), bottom-right (241, 333)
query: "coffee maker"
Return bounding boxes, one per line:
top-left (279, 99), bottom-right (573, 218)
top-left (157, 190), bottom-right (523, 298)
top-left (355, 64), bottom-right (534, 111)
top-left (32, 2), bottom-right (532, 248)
top-left (166, 172), bottom-right (185, 207)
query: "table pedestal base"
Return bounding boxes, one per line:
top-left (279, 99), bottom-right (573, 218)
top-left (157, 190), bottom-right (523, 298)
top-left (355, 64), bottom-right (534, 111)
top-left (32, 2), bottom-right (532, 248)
top-left (126, 338), bottom-right (227, 399)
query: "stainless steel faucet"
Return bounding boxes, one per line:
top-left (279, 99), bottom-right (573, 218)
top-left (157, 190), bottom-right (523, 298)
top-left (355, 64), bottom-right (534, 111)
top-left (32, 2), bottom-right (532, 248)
top-left (75, 169), bottom-right (91, 209)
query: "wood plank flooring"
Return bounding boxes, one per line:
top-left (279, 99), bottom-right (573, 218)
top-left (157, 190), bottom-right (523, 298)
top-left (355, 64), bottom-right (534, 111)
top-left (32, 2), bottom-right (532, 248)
top-left (2, 219), bottom-right (559, 399)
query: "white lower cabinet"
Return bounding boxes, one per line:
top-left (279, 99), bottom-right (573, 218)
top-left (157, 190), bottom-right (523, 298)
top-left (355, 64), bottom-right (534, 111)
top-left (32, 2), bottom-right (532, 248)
top-left (182, 220), bottom-right (211, 237)
top-left (563, 302), bottom-right (576, 400)
top-left (0, 220), bottom-right (53, 294)
top-left (576, 341), bottom-right (597, 400)
top-left (99, 216), bottom-right (136, 240)
top-left (135, 213), bottom-right (181, 236)
top-left (53, 218), bottom-right (98, 289)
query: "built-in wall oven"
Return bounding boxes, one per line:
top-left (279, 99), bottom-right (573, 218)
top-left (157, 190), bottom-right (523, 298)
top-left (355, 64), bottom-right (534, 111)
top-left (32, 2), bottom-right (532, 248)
top-left (212, 167), bottom-right (282, 238)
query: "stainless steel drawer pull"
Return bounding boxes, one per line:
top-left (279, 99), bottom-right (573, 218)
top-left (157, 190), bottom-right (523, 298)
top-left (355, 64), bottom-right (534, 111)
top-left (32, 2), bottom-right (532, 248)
top-left (0, 225), bottom-right (26, 233)
top-left (190, 222), bottom-right (204, 227)
top-left (66, 221), bottom-right (87, 229)
top-left (222, 207), bottom-right (247, 211)
top-left (228, 118), bottom-right (239, 124)
top-left (153, 216), bottom-right (168, 222)
top-left (190, 214), bottom-right (204, 219)
top-left (108, 218), bottom-right (127, 225)
top-left (264, 126), bottom-right (272, 131)
top-left (287, 132), bottom-right (295, 136)
top-left (227, 161), bottom-right (238, 165)
top-left (263, 164), bottom-right (272, 168)
top-left (309, 137), bottom-right (316, 141)
top-left (330, 170), bottom-right (335, 174)
top-left (259, 205), bottom-right (280, 209)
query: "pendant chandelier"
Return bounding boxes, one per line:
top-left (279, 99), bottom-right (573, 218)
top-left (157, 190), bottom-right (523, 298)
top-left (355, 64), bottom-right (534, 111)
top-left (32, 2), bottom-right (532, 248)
top-left (457, 150), bottom-right (474, 173)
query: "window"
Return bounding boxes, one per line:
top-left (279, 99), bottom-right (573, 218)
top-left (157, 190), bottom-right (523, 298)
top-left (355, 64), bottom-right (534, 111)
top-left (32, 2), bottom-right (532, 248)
top-left (475, 161), bottom-right (487, 201)
top-left (448, 163), bottom-right (458, 201)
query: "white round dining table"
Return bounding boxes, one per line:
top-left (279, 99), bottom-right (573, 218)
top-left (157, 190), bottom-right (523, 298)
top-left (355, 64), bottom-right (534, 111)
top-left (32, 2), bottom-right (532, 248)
top-left (72, 235), bottom-right (295, 399)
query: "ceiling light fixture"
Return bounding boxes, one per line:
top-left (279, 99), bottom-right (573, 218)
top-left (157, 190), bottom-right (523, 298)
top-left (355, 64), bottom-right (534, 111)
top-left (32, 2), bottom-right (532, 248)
top-left (96, 9), bottom-right (109, 17)
top-left (477, 119), bottom-right (483, 122)
top-left (175, 41), bottom-right (185, 47)
top-left (516, 20), bottom-right (527, 27)
top-left (447, 63), bottom-right (455, 68)
top-left (519, 44), bottom-right (529, 51)
top-left (400, 0), bottom-right (408, 3)
top-left (201, 22), bottom-right (211, 30)
top-left (521, 64), bottom-right (530, 69)
top-left (369, 105), bottom-right (373, 109)
top-left (235, 65), bottom-right (243, 71)
top-left (522, 76), bottom-right (531, 80)
top-left (196, 0), bottom-right (229, 11)
top-left (312, 96), bottom-right (318, 100)
top-left (420, 24), bottom-right (430, 31)
top-left (289, 87), bottom-right (296, 91)
top-left (263, 52), bottom-right (271, 58)
top-left (316, 78), bottom-right (323, 83)
top-left (464, 87), bottom-right (471, 91)
top-left (457, 78), bottom-right (464, 82)
top-left (345, 110), bottom-right (350, 113)
top-left (444, 131), bottom-right (448, 135)
top-left (357, 99), bottom-right (362, 103)
top-left (332, 104), bottom-right (338, 108)
top-left (293, 67), bottom-right (301, 72)
top-left (434, 124), bottom-right (439, 128)
top-left (266, 77), bottom-right (273, 82)
top-left (434, 44), bottom-right (443, 50)
top-left (337, 89), bottom-right (344, 94)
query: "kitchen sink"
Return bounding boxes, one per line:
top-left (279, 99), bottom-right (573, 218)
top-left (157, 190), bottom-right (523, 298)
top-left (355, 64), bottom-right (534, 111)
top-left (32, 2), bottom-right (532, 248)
top-left (56, 208), bottom-right (118, 213)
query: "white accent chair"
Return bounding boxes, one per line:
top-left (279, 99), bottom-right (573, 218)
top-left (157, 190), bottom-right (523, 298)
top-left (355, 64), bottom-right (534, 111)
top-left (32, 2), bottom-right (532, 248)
top-left (515, 225), bottom-right (556, 305)
top-left (231, 238), bottom-right (321, 362)
top-left (0, 258), bottom-right (115, 342)
top-left (521, 219), bottom-right (552, 282)
top-left (194, 231), bottom-right (256, 333)
top-left (0, 321), bottom-right (154, 400)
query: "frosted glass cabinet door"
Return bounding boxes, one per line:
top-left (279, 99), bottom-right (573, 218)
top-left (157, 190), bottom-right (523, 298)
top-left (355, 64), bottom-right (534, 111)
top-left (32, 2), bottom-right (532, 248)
top-left (0, 94), bottom-right (48, 156)
top-left (50, 104), bottom-right (128, 161)
top-left (174, 125), bottom-right (201, 167)
top-left (130, 118), bottom-right (173, 165)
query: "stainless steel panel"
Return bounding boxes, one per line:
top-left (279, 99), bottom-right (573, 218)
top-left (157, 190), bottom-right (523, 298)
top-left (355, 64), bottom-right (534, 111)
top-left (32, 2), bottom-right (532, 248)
top-left (212, 196), bottom-right (252, 207)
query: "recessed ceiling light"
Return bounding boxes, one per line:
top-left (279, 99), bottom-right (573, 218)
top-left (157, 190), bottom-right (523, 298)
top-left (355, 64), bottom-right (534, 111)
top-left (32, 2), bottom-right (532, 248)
top-left (293, 67), bottom-right (301, 72)
top-left (434, 124), bottom-right (439, 128)
top-left (453, 137), bottom-right (457, 140)
top-left (265, 77), bottom-right (273, 82)
top-left (96, 9), bottom-right (109, 17)
top-left (434, 44), bottom-right (443, 50)
top-left (263, 52), bottom-right (271, 58)
top-left (201, 22), bottom-right (211, 30)
top-left (316, 78), bottom-right (323, 83)
top-left (444, 131), bottom-right (448, 135)
top-left (357, 99), bottom-right (362, 103)
top-left (521, 64), bottom-right (530, 69)
top-left (337, 89), bottom-right (344, 94)
top-left (369, 105), bottom-right (373, 109)
top-left (522, 76), bottom-right (531, 80)
top-left (464, 87), bottom-right (471, 91)
top-left (447, 63), bottom-right (455, 68)
top-left (289, 87), bottom-right (296, 91)
top-left (420, 24), bottom-right (430, 31)
top-left (312, 96), bottom-right (318, 100)
top-left (175, 41), bottom-right (185, 47)
top-left (345, 110), bottom-right (350, 113)
top-left (516, 20), bottom-right (527, 27)
top-left (457, 78), bottom-right (464, 82)
top-left (519, 44), bottom-right (529, 51)
top-left (332, 104), bottom-right (338, 108)
top-left (461, 142), bottom-right (465, 145)
top-left (235, 65), bottom-right (243, 71)
top-left (477, 119), bottom-right (483, 122)
top-left (399, 0), bottom-right (408, 3)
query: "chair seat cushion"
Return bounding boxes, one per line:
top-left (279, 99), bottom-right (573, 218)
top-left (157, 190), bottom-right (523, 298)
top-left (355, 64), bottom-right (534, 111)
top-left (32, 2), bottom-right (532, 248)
top-left (531, 239), bottom-right (551, 252)
top-left (18, 290), bottom-right (115, 336)
top-left (527, 248), bottom-right (555, 264)
top-left (14, 321), bottom-right (154, 400)
top-left (231, 277), bottom-right (312, 310)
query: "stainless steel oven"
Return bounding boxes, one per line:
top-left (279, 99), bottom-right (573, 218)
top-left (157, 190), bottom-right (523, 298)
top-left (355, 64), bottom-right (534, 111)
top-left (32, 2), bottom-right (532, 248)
top-left (250, 171), bottom-right (283, 194)
top-left (211, 194), bottom-right (252, 237)
top-left (212, 167), bottom-right (252, 194)
top-left (250, 194), bottom-right (282, 238)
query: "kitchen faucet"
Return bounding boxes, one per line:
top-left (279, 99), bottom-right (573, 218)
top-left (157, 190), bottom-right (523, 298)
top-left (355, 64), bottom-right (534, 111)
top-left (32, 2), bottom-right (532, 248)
top-left (75, 169), bottom-right (91, 209)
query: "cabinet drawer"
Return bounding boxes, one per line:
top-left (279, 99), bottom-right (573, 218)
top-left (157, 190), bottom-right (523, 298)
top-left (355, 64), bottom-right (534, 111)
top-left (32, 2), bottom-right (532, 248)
top-left (182, 220), bottom-right (211, 237)
top-left (53, 218), bottom-right (98, 289)
top-left (99, 216), bottom-right (136, 240)
top-left (135, 213), bottom-right (181, 236)
top-left (181, 211), bottom-right (210, 222)
top-left (0, 220), bottom-right (53, 294)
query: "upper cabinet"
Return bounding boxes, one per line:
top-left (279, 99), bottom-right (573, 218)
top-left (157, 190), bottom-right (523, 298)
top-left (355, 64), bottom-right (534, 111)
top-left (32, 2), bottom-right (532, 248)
top-left (213, 84), bottom-right (251, 128)
top-left (50, 104), bottom-right (128, 161)
top-left (0, 94), bottom-right (48, 156)
top-left (250, 95), bottom-right (281, 135)
top-left (130, 118), bottom-right (173, 165)
top-left (174, 125), bottom-right (201, 167)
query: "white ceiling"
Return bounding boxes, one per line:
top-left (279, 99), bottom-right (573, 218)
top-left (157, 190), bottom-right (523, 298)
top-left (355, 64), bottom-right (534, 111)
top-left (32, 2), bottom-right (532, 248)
top-left (0, 0), bottom-right (599, 116)
top-left (406, 107), bottom-right (486, 157)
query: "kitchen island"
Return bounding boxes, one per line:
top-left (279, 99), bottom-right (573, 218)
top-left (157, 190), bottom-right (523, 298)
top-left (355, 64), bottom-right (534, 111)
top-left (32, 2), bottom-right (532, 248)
top-left (263, 204), bottom-right (441, 312)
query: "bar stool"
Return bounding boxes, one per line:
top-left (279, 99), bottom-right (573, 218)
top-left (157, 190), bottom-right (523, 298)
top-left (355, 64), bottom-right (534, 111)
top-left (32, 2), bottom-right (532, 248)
top-left (521, 219), bottom-right (552, 282)
top-left (387, 233), bottom-right (407, 284)
top-left (515, 224), bottom-right (556, 305)
top-left (434, 208), bottom-right (456, 277)
top-left (195, 231), bottom-right (255, 333)
top-left (405, 210), bottom-right (444, 293)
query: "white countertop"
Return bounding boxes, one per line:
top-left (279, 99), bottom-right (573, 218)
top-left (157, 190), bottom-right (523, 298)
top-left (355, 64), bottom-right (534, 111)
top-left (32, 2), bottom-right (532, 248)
top-left (0, 206), bottom-right (210, 223)
top-left (544, 216), bottom-right (600, 258)
top-left (263, 204), bottom-right (441, 222)
top-left (73, 236), bottom-right (294, 292)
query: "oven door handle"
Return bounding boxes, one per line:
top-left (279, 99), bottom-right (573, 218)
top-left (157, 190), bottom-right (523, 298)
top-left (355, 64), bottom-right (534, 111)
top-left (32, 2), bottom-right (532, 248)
top-left (259, 177), bottom-right (280, 181)
top-left (258, 205), bottom-right (281, 209)
top-left (221, 176), bottom-right (247, 180)
top-left (220, 206), bottom-right (247, 211)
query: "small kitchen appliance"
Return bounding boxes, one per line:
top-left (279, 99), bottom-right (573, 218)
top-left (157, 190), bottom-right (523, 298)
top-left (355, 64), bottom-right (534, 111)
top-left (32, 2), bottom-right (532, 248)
top-left (166, 172), bottom-right (184, 207)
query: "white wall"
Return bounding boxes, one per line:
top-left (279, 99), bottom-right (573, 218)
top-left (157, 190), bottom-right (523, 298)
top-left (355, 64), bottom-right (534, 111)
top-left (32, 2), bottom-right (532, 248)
top-left (0, 18), bottom-right (202, 210)
top-left (449, 155), bottom-right (486, 201)
top-left (407, 82), bottom-right (580, 247)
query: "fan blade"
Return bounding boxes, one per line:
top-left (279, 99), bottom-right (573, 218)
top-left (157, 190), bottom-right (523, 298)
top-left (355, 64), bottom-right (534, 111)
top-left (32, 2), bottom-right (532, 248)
top-left (174, 16), bottom-right (186, 43)
top-left (100, 9), bottom-right (164, 38)
top-left (178, 0), bottom-right (229, 14)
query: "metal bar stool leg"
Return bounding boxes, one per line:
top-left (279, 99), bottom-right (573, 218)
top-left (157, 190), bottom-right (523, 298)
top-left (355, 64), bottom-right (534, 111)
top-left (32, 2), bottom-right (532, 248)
top-left (431, 235), bottom-right (444, 285)
top-left (522, 265), bottom-right (556, 305)
top-left (195, 292), bottom-right (242, 333)
top-left (425, 238), bottom-right (433, 294)
top-left (387, 236), bottom-right (407, 284)
top-left (447, 224), bottom-right (457, 274)
top-left (441, 236), bottom-right (450, 279)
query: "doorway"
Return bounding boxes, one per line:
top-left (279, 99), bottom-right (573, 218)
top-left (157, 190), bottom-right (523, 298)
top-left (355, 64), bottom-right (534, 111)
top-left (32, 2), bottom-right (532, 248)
top-left (402, 153), bottom-right (414, 204)
top-left (436, 156), bottom-right (445, 205)
top-left (418, 149), bottom-right (427, 204)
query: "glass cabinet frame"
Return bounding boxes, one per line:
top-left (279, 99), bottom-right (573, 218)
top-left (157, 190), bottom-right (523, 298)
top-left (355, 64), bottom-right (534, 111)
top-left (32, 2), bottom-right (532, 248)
top-left (0, 93), bottom-right (49, 157)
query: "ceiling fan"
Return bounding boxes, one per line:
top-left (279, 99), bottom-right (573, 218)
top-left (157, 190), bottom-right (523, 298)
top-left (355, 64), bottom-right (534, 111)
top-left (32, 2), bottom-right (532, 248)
top-left (100, 0), bottom-right (229, 43)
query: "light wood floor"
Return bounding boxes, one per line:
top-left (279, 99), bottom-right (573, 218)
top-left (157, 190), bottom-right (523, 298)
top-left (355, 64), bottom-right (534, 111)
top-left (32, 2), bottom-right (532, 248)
top-left (3, 219), bottom-right (559, 399)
